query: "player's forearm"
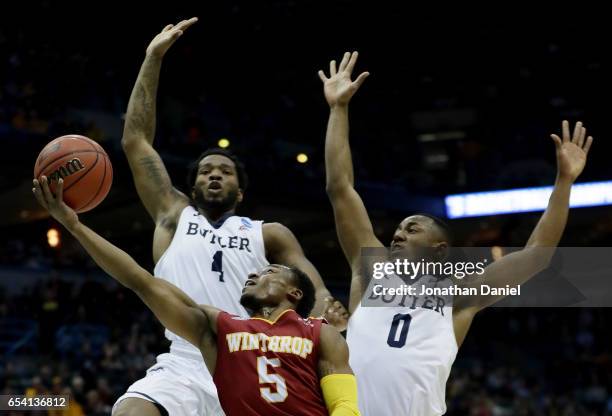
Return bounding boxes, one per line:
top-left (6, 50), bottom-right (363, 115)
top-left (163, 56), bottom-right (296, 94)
top-left (122, 54), bottom-right (162, 148)
top-left (67, 221), bottom-right (206, 343)
top-left (470, 178), bottom-right (573, 309)
top-left (67, 221), bottom-right (152, 292)
top-left (325, 105), bottom-right (355, 194)
top-left (525, 175), bottom-right (573, 248)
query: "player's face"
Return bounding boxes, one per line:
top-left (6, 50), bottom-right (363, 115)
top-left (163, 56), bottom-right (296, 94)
top-left (390, 215), bottom-right (447, 260)
top-left (240, 265), bottom-right (299, 313)
top-left (192, 155), bottom-right (243, 212)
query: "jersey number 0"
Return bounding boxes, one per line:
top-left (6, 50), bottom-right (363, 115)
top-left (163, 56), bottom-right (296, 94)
top-left (387, 313), bottom-right (412, 348)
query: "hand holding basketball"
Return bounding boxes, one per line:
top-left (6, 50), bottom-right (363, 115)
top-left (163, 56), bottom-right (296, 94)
top-left (33, 177), bottom-right (79, 231)
top-left (146, 17), bottom-right (198, 58)
top-left (550, 120), bottom-right (594, 182)
top-left (33, 135), bottom-right (112, 213)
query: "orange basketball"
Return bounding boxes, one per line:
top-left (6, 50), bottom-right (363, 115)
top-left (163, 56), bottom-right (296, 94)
top-left (33, 134), bottom-right (113, 213)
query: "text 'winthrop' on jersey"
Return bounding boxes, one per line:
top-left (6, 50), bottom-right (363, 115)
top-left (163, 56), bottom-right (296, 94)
top-left (186, 222), bottom-right (252, 252)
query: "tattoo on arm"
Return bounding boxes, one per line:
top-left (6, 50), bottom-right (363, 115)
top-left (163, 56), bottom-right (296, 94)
top-left (127, 83), bottom-right (155, 138)
top-left (139, 156), bottom-right (171, 192)
top-left (124, 56), bottom-right (160, 140)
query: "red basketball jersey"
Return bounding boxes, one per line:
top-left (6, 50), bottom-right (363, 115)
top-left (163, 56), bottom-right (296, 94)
top-left (213, 310), bottom-right (328, 416)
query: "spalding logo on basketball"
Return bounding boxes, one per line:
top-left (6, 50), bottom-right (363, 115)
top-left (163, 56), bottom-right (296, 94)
top-left (34, 134), bottom-right (113, 213)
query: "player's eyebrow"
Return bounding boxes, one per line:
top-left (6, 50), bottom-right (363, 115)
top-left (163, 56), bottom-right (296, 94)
top-left (401, 221), bottom-right (421, 229)
top-left (199, 162), bottom-right (234, 169)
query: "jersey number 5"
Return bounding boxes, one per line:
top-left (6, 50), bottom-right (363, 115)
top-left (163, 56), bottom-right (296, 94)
top-left (387, 313), bottom-right (412, 348)
top-left (257, 356), bottom-right (288, 403)
top-left (212, 251), bottom-right (224, 282)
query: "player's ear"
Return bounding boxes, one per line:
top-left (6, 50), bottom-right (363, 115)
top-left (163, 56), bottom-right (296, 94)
top-left (191, 187), bottom-right (196, 200)
top-left (237, 189), bottom-right (244, 204)
top-left (287, 288), bottom-right (303, 304)
top-left (434, 241), bottom-right (449, 260)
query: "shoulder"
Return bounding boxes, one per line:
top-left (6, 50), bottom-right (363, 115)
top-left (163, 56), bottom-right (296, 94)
top-left (199, 305), bottom-right (227, 334)
top-left (318, 323), bottom-right (349, 359)
top-left (319, 322), bottom-right (343, 343)
top-left (262, 222), bottom-right (299, 246)
top-left (262, 222), bottom-right (291, 237)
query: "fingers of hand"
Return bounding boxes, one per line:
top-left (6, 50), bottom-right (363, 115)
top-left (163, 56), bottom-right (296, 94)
top-left (57, 178), bottom-right (64, 202)
top-left (562, 120), bottom-right (570, 143)
top-left (346, 51), bottom-right (359, 73)
top-left (177, 17), bottom-right (198, 29)
top-left (571, 121), bottom-right (583, 144)
top-left (32, 179), bottom-right (48, 208)
top-left (550, 134), bottom-right (562, 148)
top-left (162, 24), bottom-right (174, 32)
top-left (338, 52), bottom-right (351, 72)
top-left (318, 70), bottom-right (328, 82)
top-left (577, 127), bottom-right (586, 147)
top-left (583, 136), bottom-right (594, 154)
top-left (40, 176), bottom-right (55, 202)
top-left (329, 60), bottom-right (337, 76)
top-left (353, 71), bottom-right (370, 87)
top-left (173, 17), bottom-right (198, 32)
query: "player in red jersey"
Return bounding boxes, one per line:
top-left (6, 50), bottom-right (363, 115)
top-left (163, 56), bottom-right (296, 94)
top-left (32, 177), bottom-right (360, 416)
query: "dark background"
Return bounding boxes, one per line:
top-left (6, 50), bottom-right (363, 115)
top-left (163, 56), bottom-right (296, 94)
top-left (0, 2), bottom-right (611, 414)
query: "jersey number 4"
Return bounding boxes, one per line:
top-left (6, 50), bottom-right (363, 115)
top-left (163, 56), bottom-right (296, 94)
top-left (212, 251), bottom-right (224, 282)
top-left (257, 356), bottom-right (288, 403)
top-left (387, 313), bottom-right (412, 348)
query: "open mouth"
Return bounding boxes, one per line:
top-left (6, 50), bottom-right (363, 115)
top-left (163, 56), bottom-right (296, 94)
top-left (390, 244), bottom-right (404, 252)
top-left (244, 279), bottom-right (256, 287)
top-left (208, 181), bottom-right (222, 190)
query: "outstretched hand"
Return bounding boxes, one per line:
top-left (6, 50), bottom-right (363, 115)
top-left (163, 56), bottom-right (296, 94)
top-left (146, 17), bottom-right (199, 58)
top-left (322, 296), bottom-right (350, 332)
top-left (32, 177), bottom-right (79, 230)
top-left (319, 51), bottom-right (369, 108)
top-left (550, 120), bottom-right (593, 182)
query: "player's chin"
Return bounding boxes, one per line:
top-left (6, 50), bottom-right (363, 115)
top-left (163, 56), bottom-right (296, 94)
top-left (389, 247), bottom-right (408, 261)
top-left (203, 192), bottom-right (224, 202)
top-left (240, 291), bottom-right (257, 310)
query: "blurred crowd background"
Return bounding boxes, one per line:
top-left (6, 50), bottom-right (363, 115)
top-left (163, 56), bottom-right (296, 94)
top-left (1, 2), bottom-right (611, 414)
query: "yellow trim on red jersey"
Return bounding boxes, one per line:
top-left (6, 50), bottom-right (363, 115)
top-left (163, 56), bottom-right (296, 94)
top-left (249, 309), bottom-right (294, 325)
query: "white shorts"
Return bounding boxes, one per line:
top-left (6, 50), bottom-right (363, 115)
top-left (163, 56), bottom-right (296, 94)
top-left (113, 353), bottom-right (224, 416)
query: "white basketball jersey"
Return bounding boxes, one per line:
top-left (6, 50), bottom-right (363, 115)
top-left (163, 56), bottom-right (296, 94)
top-left (154, 205), bottom-right (269, 360)
top-left (347, 275), bottom-right (458, 416)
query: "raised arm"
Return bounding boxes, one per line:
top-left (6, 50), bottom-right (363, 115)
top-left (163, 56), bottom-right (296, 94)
top-left (460, 121), bottom-right (594, 312)
top-left (318, 323), bottom-right (360, 415)
top-left (32, 177), bottom-right (218, 350)
top-left (319, 52), bottom-right (382, 312)
top-left (319, 52), bottom-right (382, 271)
top-left (121, 18), bottom-right (198, 221)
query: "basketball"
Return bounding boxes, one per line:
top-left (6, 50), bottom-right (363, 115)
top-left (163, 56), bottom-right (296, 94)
top-left (33, 134), bottom-right (113, 213)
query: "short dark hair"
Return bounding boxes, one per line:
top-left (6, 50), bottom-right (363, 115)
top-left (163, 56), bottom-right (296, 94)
top-left (414, 212), bottom-right (453, 245)
top-left (289, 267), bottom-right (316, 318)
top-left (186, 148), bottom-right (249, 191)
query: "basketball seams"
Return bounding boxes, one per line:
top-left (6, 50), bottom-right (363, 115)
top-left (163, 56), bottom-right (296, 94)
top-left (35, 136), bottom-right (100, 175)
top-left (79, 153), bottom-right (109, 212)
top-left (63, 151), bottom-right (100, 195)
top-left (36, 149), bottom-right (100, 177)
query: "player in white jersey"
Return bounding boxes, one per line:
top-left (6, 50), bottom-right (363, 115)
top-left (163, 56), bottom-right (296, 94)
top-left (113, 18), bottom-right (348, 416)
top-left (318, 51), bottom-right (594, 415)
